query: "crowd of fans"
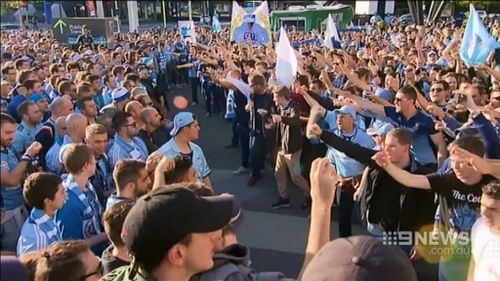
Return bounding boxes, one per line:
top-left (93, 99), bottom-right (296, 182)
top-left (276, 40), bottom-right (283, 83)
top-left (0, 12), bottom-right (500, 281)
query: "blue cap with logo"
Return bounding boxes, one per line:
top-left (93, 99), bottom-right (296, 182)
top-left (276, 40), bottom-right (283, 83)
top-left (170, 112), bottom-right (196, 136)
top-left (334, 106), bottom-right (357, 118)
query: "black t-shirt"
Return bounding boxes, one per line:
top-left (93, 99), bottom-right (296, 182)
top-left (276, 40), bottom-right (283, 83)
top-left (427, 171), bottom-right (496, 233)
top-left (76, 34), bottom-right (94, 48)
top-left (101, 245), bottom-right (130, 275)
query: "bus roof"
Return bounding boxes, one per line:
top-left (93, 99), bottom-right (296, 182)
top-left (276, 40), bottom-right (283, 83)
top-left (270, 4), bottom-right (352, 15)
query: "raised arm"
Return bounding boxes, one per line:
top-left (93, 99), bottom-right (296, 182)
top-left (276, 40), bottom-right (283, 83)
top-left (1, 142), bottom-right (41, 187)
top-left (307, 123), bottom-right (376, 164)
top-left (452, 146), bottom-right (500, 180)
top-left (372, 151), bottom-right (431, 189)
top-left (430, 132), bottom-right (448, 167)
top-left (336, 90), bottom-right (387, 117)
top-left (298, 158), bottom-right (338, 280)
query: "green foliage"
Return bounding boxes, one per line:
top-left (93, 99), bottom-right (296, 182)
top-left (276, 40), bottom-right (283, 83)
top-left (456, 0), bottom-right (494, 10)
top-left (0, 1), bottom-right (25, 10)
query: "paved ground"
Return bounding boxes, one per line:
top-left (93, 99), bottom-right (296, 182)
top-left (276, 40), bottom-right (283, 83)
top-left (166, 85), bottom-right (367, 278)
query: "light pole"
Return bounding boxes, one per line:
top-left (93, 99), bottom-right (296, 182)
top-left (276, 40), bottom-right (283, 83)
top-left (188, 0), bottom-right (192, 21)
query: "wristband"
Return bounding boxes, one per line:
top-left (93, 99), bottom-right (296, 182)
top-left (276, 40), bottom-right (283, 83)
top-left (21, 154), bottom-right (33, 162)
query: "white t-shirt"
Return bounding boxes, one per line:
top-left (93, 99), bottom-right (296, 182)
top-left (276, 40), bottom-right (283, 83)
top-left (471, 217), bottom-right (500, 281)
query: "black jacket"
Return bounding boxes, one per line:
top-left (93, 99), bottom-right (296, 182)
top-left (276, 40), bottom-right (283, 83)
top-left (276, 100), bottom-right (303, 154)
top-left (248, 92), bottom-right (274, 138)
top-left (319, 131), bottom-right (436, 232)
top-left (137, 125), bottom-right (171, 154)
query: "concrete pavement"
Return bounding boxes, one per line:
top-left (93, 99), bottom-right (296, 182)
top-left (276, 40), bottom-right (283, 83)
top-left (166, 85), bottom-right (367, 278)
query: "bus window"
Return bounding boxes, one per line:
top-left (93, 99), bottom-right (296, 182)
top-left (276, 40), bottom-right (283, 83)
top-left (280, 18), bottom-right (306, 32)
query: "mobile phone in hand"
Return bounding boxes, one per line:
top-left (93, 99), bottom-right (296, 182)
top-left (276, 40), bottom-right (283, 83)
top-left (457, 94), bottom-right (468, 105)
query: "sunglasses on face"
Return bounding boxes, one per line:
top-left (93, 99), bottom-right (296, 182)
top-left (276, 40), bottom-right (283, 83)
top-left (394, 97), bottom-right (408, 103)
top-left (431, 88), bottom-right (444, 92)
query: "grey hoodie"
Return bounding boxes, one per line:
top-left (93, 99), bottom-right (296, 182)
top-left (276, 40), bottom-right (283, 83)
top-left (192, 244), bottom-right (295, 281)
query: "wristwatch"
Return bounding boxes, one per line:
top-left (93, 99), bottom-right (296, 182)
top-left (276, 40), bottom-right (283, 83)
top-left (21, 154), bottom-right (33, 162)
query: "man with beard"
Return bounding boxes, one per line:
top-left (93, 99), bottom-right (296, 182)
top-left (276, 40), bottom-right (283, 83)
top-left (137, 107), bottom-right (170, 154)
top-left (1, 113), bottom-right (42, 251)
top-left (105, 159), bottom-right (152, 209)
top-left (12, 101), bottom-right (42, 155)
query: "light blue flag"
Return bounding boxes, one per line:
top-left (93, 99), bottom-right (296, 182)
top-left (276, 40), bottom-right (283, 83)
top-left (460, 4), bottom-right (500, 66)
top-left (212, 10), bottom-right (221, 33)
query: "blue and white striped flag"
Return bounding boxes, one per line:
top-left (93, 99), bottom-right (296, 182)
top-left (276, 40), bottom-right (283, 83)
top-left (324, 14), bottom-right (341, 50)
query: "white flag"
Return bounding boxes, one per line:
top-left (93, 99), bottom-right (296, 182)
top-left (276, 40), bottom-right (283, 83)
top-left (275, 27), bottom-right (297, 88)
top-left (178, 20), bottom-right (196, 43)
top-left (225, 76), bottom-right (251, 101)
top-left (324, 14), bottom-right (340, 50)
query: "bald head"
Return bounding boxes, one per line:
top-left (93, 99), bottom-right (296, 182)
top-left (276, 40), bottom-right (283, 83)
top-left (125, 101), bottom-right (144, 121)
top-left (49, 97), bottom-right (74, 119)
top-left (228, 69), bottom-right (242, 79)
top-left (131, 87), bottom-right (147, 99)
top-left (140, 107), bottom-right (155, 123)
top-left (65, 113), bottom-right (88, 138)
top-left (140, 107), bottom-right (161, 128)
top-left (55, 116), bottom-right (67, 138)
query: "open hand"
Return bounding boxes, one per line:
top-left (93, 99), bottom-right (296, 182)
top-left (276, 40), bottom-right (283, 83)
top-left (451, 146), bottom-right (490, 175)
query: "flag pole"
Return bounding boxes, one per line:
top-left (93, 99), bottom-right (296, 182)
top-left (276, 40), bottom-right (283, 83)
top-left (162, 0), bottom-right (167, 29)
top-left (188, 1), bottom-right (192, 22)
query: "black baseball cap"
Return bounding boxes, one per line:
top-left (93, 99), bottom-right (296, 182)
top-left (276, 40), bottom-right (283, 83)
top-left (121, 186), bottom-right (234, 266)
top-left (302, 236), bottom-right (417, 281)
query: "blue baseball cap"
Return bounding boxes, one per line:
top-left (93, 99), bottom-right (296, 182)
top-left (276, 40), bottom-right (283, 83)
top-left (334, 106), bottom-right (356, 118)
top-left (367, 122), bottom-right (394, 136)
top-left (28, 93), bottom-right (48, 103)
top-left (170, 112), bottom-right (196, 136)
top-left (375, 88), bottom-right (394, 102)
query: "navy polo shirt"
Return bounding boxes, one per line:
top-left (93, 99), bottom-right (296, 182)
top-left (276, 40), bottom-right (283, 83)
top-left (384, 106), bottom-right (438, 165)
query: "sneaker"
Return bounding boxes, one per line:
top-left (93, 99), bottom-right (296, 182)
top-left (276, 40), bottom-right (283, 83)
top-left (247, 176), bottom-right (261, 186)
top-left (300, 197), bottom-right (312, 210)
top-left (271, 197), bottom-right (291, 209)
top-left (233, 166), bottom-right (250, 175)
